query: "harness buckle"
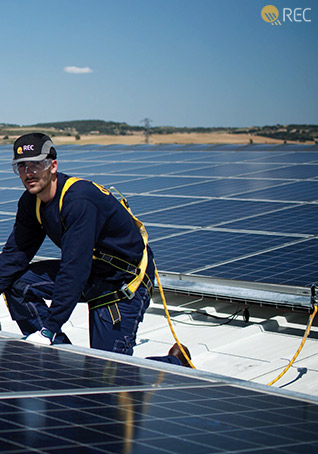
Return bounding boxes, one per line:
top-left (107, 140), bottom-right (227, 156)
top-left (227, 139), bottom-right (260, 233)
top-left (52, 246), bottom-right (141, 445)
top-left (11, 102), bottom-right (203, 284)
top-left (120, 284), bottom-right (135, 300)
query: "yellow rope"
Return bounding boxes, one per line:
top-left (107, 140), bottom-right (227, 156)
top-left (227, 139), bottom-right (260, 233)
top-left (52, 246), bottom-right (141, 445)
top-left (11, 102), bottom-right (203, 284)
top-left (268, 304), bottom-right (318, 386)
top-left (154, 263), bottom-right (196, 369)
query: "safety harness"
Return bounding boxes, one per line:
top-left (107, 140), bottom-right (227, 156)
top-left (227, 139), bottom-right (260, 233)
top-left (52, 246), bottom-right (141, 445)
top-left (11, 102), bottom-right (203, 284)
top-left (35, 177), bottom-right (153, 324)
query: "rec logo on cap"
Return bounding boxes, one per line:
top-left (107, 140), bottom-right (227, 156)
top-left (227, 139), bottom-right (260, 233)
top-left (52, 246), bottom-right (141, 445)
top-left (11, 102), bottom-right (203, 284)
top-left (17, 147), bottom-right (23, 155)
top-left (23, 145), bottom-right (35, 151)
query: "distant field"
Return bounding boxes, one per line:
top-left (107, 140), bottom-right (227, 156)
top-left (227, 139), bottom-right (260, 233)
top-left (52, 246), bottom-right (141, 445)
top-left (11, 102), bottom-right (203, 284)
top-left (51, 132), bottom-right (291, 146)
top-left (1, 121), bottom-right (316, 146)
top-left (1, 130), bottom-right (312, 146)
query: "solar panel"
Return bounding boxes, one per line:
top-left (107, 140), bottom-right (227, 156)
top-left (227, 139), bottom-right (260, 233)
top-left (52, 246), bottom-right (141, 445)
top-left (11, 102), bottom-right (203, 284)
top-left (238, 151), bottom-right (318, 164)
top-left (155, 178), bottom-right (284, 198)
top-left (184, 152), bottom-right (244, 162)
top-left (151, 230), bottom-right (295, 273)
top-left (110, 175), bottom-right (205, 194)
top-left (223, 204), bottom-right (318, 235)
top-left (126, 195), bottom-right (199, 215)
top-left (237, 144), bottom-right (278, 151)
top-left (145, 225), bottom-right (190, 241)
top-left (250, 164), bottom-right (318, 180)
top-left (276, 144), bottom-right (314, 151)
top-left (0, 219), bottom-right (16, 242)
top-left (273, 152), bottom-right (318, 163)
top-left (173, 162), bottom-right (285, 178)
top-left (0, 188), bottom-right (23, 201)
top-left (151, 143), bottom-right (184, 150)
top-left (0, 335), bottom-right (317, 452)
top-left (207, 144), bottom-right (246, 151)
top-left (239, 181), bottom-right (318, 202)
top-left (125, 151), bottom-right (184, 161)
top-left (124, 162), bottom-right (215, 176)
top-left (197, 238), bottom-right (318, 287)
top-left (178, 144), bottom-right (213, 150)
top-left (141, 199), bottom-right (293, 227)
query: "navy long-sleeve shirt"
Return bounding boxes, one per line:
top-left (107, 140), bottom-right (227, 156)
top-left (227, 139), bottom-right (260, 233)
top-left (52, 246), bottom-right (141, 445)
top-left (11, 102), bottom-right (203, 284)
top-left (0, 172), bottom-right (153, 333)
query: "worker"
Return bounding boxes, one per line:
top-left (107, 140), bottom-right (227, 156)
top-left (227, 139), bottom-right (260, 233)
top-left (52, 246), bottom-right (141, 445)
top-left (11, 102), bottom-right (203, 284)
top-left (0, 133), bottom-right (155, 354)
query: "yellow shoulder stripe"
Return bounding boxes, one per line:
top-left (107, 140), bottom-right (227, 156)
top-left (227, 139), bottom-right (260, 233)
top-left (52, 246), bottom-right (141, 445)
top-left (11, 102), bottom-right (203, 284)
top-left (59, 177), bottom-right (82, 213)
top-left (36, 197), bottom-right (42, 224)
top-left (36, 177), bottom-right (82, 225)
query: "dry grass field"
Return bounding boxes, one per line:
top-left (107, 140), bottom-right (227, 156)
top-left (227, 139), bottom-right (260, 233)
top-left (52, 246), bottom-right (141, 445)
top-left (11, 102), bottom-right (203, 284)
top-left (1, 129), bottom-right (312, 147)
top-left (51, 131), bottom-right (289, 146)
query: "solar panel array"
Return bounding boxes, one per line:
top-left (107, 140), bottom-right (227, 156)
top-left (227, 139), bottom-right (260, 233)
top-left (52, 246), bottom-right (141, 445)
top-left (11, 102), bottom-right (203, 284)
top-left (0, 336), bottom-right (317, 452)
top-left (0, 142), bottom-right (317, 298)
top-left (0, 143), bottom-right (318, 451)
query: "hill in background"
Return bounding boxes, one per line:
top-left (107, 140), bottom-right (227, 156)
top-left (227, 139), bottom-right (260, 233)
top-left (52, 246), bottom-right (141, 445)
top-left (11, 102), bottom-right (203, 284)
top-left (0, 120), bottom-right (317, 145)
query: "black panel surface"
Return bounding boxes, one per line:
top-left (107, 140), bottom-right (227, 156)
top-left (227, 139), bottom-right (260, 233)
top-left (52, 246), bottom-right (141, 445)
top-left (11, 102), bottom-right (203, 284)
top-left (0, 337), bottom-right (317, 453)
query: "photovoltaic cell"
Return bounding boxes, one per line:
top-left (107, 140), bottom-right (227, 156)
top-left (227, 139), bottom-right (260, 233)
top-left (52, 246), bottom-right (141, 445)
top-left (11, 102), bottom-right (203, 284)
top-left (214, 151), bottom-right (282, 161)
top-left (236, 151), bottom-right (318, 164)
top-left (270, 152), bottom-right (318, 163)
top-left (237, 144), bottom-right (278, 151)
top-left (177, 144), bottom-right (213, 150)
top-left (0, 185), bottom-right (24, 194)
top-left (222, 204), bottom-right (318, 235)
top-left (239, 181), bottom-right (318, 202)
top-left (151, 143), bottom-right (184, 150)
top-left (125, 195), bottom-right (200, 215)
top-left (0, 201), bottom-right (16, 213)
top-left (141, 199), bottom-right (292, 227)
top-left (197, 238), bottom-right (318, 287)
top-left (144, 225), bottom-right (190, 241)
top-left (60, 161), bottom-right (157, 175)
top-left (249, 164), bottom-right (318, 180)
top-left (126, 144), bottom-right (154, 150)
top-left (151, 230), bottom-right (293, 273)
top-left (155, 178), bottom-right (283, 197)
top-left (178, 162), bottom-right (283, 178)
top-left (121, 162), bottom-right (214, 176)
top-left (208, 144), bottom-right (246, 151)
top-left (184, 152), bottom-right (245, 162)
top-left (275, 144), bottom-right (313, 151)
top-left (94, 175), bottom-right (151, 190)
top-left (0, 339), bottom-right (200, 393)
top-left (113, 175), bottom-right (206, 194)
top-left (240, 152), bottom-right (299, 163)
top-left (0, 218), bottom-right (16, 241)
top-left (130, 153), bottom-right (186, 162)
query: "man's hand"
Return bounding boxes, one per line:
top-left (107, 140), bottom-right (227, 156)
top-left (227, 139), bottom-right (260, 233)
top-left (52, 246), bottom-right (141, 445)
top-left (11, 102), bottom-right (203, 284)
top-left (25, 328), bottom-right (55, 345)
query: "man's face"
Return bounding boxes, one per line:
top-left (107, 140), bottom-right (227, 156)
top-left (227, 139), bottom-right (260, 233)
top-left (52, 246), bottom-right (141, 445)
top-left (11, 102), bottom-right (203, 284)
top-left (17, 160), bottom-right (57, 196)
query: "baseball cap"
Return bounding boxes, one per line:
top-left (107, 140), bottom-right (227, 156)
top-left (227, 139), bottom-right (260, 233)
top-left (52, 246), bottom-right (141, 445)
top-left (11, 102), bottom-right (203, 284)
top-left (12, 133), bottom-right (57, 165)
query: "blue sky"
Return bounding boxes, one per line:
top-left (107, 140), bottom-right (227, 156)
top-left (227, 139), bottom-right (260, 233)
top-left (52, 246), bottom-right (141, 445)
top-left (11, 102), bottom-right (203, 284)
top-left (1, 0), bottom-right (317, 127)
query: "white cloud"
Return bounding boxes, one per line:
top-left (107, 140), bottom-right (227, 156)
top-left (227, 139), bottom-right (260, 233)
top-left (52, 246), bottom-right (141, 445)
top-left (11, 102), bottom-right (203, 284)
top-left (64, 66), bottom-right (93, 74)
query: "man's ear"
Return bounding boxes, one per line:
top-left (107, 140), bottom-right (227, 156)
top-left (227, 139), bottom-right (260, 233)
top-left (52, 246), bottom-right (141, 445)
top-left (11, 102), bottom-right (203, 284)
top-left (50, 159), bottom-right (58, 174)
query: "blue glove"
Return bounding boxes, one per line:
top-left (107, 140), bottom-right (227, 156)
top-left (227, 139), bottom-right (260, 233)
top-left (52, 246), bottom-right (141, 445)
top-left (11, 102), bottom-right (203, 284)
top-left (25, 328), bottom-right (55, 345)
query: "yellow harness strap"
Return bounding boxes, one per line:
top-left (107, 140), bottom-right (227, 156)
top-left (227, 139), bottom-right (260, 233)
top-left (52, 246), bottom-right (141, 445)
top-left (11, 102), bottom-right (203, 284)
top-left (36, 177), bottom-right (83, 225)
top-left (35, 197), bottom-right (42, 224)
top-left (118, 198), bottom-right (149, 296)
top-left (36, 178), bottom-right (149, 299)
top-left (59, 177), bottom-right (83, 214)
